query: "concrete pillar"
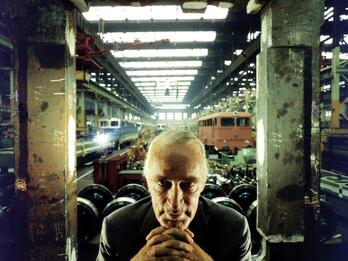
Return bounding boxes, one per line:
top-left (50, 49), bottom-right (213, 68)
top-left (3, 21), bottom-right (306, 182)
top-left (103, 102), bottom-right (108, 117)
top-left (77, 91), bottom-right (86, 135)
top-left (256, 0), bottom-right (324, 258)
top-left (9, 2), bottom-right (77, 260)
top-left (94, 100), bottom-right (99, 127)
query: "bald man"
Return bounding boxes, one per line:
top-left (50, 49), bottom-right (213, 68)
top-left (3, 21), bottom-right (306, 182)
top-left (97, 130), bottom-right (251, 261)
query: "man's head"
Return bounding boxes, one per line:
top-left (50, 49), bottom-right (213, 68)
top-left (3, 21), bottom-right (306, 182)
top-left (144, 130), bottom-right (208, 230)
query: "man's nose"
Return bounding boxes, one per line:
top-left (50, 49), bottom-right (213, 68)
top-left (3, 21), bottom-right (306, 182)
top-left (168, 183), bottom-right (184, 210)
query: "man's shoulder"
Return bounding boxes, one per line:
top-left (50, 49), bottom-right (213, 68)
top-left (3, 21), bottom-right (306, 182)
top-left (105, 196), bottom-right (152, 226)
top-left (200, 196), bottom-right (246, 224)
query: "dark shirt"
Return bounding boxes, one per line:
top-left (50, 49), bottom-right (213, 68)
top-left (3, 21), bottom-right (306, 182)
top-left (97, 196), bottom-right (251, 261)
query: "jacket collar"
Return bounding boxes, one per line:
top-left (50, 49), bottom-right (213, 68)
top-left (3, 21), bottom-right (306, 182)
top-left (138, 197), bottom-right (210, 246)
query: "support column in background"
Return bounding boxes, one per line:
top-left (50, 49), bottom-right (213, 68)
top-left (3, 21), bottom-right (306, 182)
top-left (256, 0), bottom-right (324, 259)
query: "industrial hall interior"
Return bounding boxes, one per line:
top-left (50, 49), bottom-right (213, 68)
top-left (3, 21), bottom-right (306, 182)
top-left (0, 0), bottom-right (348, 260)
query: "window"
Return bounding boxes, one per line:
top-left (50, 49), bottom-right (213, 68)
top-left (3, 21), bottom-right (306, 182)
top-left (237, 117), bottom-right (250, 127)
top-left (221, 117), bottom-right (235, 127)
top-left (100, 121), bottom-right (108, 127)
top-left (110, 121), bottom-right (119, 127)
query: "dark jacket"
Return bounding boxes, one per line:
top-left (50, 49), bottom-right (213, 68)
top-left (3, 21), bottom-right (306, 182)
top-left (96, 196), bottom-right (251, 261)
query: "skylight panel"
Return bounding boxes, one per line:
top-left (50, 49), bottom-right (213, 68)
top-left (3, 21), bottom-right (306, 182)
top-left (154, 104), bottom-right (190, 110)
top-left (102, 31), bottom-right (216, 43)
top-left (121, 61), bottom-right (202, 68)
top-left (83, 5), bottom-right (228, 21)
top-left (131, 76), bottom-right (195, 82)
top-left (127, 69), bottom-right (198, 76)
top-left (112, 49), bottom-right (208, 58)
top-left (135, 81), bottom-right (191, 87)
top-left (144, 95), bottom-right (185, 100)
top-left (140, 86), bottom-right (189, 93)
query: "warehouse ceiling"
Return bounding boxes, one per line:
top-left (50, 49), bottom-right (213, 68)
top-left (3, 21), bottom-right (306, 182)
top-left (82, 4), bottom-right (259, 110)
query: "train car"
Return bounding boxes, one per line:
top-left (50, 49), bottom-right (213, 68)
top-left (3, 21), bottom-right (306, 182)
top-left (98, 117), bottom-right (139, 149)
top-left (198, 111), bottom-right (254, 153)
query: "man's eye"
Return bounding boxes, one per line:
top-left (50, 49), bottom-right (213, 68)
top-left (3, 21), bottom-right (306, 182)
top-left (180, 182), bottom-right (196, 191)
top-left (157, 180), bottom-right (171, 189)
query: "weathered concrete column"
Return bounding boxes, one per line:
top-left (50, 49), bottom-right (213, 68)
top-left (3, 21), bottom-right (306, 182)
top-left (256, 0), bottom-right (324, 258)
top-left (7, 1), bottom-right (77, 260)
top-left (77, 91), bottom-right (86, 135)
top-left (103, 102), bottom-right (108, 117)
top-left (94, 100), bottom-right (99, 127)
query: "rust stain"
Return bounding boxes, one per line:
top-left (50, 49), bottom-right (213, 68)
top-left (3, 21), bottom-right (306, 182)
top-left (41, 101), bottom-right (49, 112)
top-left (33, 154), bottom-right (43, 163)
top-left (46, 173), bottom-right (60, 182)
top-left (277, 108), bottom-right (288, 118)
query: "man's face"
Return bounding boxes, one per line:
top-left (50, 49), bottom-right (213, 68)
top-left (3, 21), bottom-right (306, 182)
top-left (146, 144), bottom-right (206, 230)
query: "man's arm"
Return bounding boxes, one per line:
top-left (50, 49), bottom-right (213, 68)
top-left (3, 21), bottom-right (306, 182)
top-left (135, 226), bottom-right (214, 261)
top-left (238, 217), bottom-right (252, 261)
top-left (96, 218), bottom-right (114, 261)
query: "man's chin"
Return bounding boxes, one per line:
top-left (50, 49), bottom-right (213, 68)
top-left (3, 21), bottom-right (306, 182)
top-left (161, 219), bottom-right (189, 229)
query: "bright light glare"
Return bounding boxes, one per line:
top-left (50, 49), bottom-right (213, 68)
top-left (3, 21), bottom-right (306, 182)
top-left (121, 61), bottom-right (202, 68)
top-left (132, 76), bottom-right (195, 82)
top-left (102, 31), bottom-right (216, 43)
top-left (127, 69), bottom-right (198, 76)
top-left (94, 133), bottom-right (110, 145)
top-left (113, 49), bottom-right (208, 58)
top-left (83, 5), bottom-right (228, 21)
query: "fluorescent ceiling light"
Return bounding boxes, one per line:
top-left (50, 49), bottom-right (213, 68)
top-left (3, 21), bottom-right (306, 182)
top-left (140, 87), bottom-right (188, 91)
top-left (144, 96), bottom-right (186, 99)
top-left (154, 104), bottom-right (189, 109)
top-left (131, 76), bottom-right (195, 81)
top-left (127, 69), bottom-right (198, 76)
top-left (112, 48), bottom-right (208, 58)
top-left (135, 81), bottom-right (191, 87)
top-left (121, 61), bottom-right (202, 68)
top-left (101, 31), bottom-right (216, 43)
top-left (83, 5), bottom-right (228, 21)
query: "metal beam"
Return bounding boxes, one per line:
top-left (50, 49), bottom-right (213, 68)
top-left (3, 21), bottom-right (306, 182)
top-left (91, 19), bottom-right (244, 33)
top-left (321, 20), bottom-right (348, 35)
top-left (105, 40), bottom-right (247, 50)
top-left (78, 81), bottom-right (153, 120)
top-left (191, 37), bottom-right (260, 106)
top-left (74, 9), bottom-right (154, 114)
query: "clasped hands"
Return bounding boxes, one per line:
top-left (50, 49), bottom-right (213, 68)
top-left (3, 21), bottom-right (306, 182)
top-left (131, 226), bottom-right (213, 261)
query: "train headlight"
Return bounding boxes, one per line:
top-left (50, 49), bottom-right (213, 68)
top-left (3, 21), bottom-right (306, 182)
top-left (94, 133), bottom-right (110, 145)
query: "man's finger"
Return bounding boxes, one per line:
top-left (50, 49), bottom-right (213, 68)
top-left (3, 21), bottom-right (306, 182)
top-left (163, 228), bottom-right (193, 244)
top-left (146, 226), bottom-right (167, 241)
top-left (148, 240), bottom-right (193, 257)
top-left (157, 257), bottom-right (190, 261)
top-left (147, 233), bottom-right (173, 247)
top-left (185, 228), bottom-right (194, 238)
